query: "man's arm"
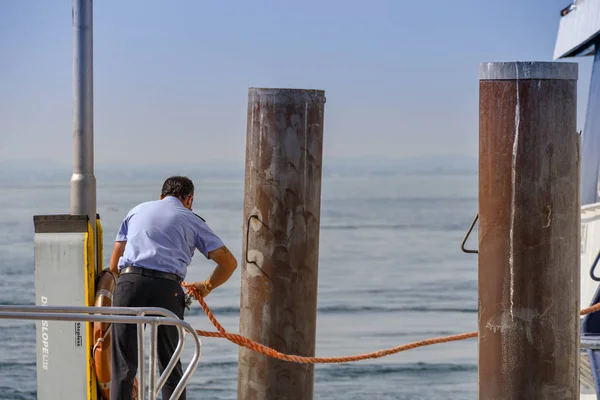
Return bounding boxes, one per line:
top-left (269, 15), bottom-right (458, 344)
top-left (109, 241), bottom-right (127, 275)
top-left (206, 246), bottom-right (238, 288)
top-left (193, 246), bottom-right (237, 295)
top-left (110, 210), bottom-right (132, 274)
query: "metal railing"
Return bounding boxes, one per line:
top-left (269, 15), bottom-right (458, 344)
top-left (581, 335), bottom-right (600, 350)
top-left (0, 305), bottom-right (202, 400)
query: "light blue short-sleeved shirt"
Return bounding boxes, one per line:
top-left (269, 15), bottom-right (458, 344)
top-left (115, 196), bottom-right (225, 279)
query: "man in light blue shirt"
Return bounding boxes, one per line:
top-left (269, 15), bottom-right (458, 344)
top-left (108, 176), bottom-right (238, 400)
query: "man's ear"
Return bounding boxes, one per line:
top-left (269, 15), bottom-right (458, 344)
top-left (159, 195), bottom-right (164, 200)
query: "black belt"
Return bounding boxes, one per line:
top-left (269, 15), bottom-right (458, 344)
top-left (120, 266), bottom-right (183, 284)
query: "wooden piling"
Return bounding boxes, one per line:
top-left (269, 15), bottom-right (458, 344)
top-left (238, 88), bottom-right (326, 400)
top-left (478, 61), bottom-right (580, 399)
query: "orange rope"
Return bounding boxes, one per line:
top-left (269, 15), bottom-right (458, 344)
top-left (182, 283), bottom-right (600, 364)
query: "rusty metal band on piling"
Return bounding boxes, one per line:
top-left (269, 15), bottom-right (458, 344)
top-left (238, 88), bottom-right (326, 400)
top-left (478, 61), bottom-right (580, 399)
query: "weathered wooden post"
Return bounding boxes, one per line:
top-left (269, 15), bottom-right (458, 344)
top-left (478, 61), bottom-right (580, 399)
top-left (238, 88), bottom-right (326, 400)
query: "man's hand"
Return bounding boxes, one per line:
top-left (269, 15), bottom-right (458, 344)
top-left (192, 279), bottom-right (213, 298)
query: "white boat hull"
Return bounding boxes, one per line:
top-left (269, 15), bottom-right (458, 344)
top-left (580, 202), bottom-right (600, 399)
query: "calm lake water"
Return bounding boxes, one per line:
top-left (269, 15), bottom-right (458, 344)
top-left (0, 172), bottom-right (479, 399)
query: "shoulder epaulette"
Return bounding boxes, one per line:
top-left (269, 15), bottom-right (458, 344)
top-left (193, 212), bottom-right (206, 222)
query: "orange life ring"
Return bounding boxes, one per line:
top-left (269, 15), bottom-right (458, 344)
top-left (93, 269), bottom-right (139, 400)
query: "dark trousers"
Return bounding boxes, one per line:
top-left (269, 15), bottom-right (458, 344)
top-left (110, 272), bottom-right (187, 400)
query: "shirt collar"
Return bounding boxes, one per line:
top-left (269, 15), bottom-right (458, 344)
top-left (163, 196), bottom-right (183, 206)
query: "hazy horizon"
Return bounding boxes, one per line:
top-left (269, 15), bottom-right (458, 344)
top-left (0, 153), bottom-right (478, 185)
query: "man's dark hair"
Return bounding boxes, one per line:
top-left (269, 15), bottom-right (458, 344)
top-left (161, 176), bottom-right (194, 199)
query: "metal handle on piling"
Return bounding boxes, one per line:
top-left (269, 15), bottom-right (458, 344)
top-left (591, 249), bottom-right (600, 282)
top-left (461, 213), bottom-right (479, 254)
top-left (245, 215), bottom-right (260, 266)
top-left (244, 214), bottom-right (273, 282)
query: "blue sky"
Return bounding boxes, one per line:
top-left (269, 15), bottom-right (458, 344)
top-left (0, 0), bottom-right (593, 165)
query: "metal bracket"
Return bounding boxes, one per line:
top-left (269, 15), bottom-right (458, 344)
top-left (461, 213), bottom-right (479, 254)
top-left (590, 249), bottom-right (600, 282)
top-left (244, 214), bottom-right (273, 282)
